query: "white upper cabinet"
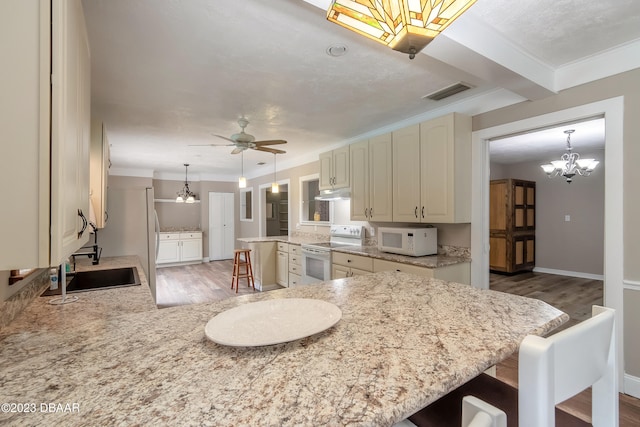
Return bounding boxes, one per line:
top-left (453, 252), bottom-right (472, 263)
top-left (420, 113), bottom-right (471, 223)
top-left (0, 0), bottom-right (91, 269)
top-left (90, 121), bottom-right (111, 228)
top-left (319, 146), bottom-right (350, 190)
top-left (350, 134), bottom-right (393, 222)
top-left (392, 124), bottom-right (422, 221)
top-left (392, 113), bottom-right (471, 223)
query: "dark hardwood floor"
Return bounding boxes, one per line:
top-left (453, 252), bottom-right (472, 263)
top-left (155, 262), bottom-right (640, 425)
top-left (490, 271), bottom-right (640, 426)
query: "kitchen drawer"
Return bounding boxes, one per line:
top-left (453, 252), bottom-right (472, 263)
top-left (288, 262), bottom-right (301, 276)
top-left (277, 242), bottom-right (288, 252)
top-left (288, 244), bottom-right (301, 256)
top-left (332, 252), bottom-right (373, 272)
top-left (288, 272), bottom-right (302, 287)
top-left (289, 253), bottom-right (302, 267)
top-left (160, 233), bottom-right (180, 240)
top-left (373, 259), bottom-right (433, 278)
top-left (180, 232), bottom-right (202, 240)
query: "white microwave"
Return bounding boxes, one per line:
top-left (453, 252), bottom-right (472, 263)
top-left (377, 227), bottom-right (437, 257)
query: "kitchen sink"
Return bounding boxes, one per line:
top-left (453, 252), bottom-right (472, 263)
top-left (42, 267), bottom-right (141, 295)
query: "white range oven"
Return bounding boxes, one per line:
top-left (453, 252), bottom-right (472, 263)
top-left (301, 225), bottom-right (365, 285)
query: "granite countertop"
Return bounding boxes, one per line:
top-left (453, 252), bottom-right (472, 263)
top-left (159, 227), bottom-right (202, 233)
top-left (333, 245), bottom-right (470, 268)
top-left (238, 236), bottom-right (328, 245)
top-left (0, 271), bottom-right (567, 426)
top-left (238, 237), bottom-right (468, 267)
top-left (2, 256), bottom-right (156, 335)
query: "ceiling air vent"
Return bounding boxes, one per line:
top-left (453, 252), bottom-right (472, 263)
top-left (423, 82), bottom-right (473, 101)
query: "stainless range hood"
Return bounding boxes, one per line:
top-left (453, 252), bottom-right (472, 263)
top-left (315, 188), bottom-right (351, 201)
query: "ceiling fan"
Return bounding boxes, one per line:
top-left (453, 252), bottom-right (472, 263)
top-left (191, 117), bottom-right (286, 155)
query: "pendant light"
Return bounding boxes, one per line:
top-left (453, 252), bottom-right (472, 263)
top-left (238, 151), bottom-right (247, 188)
top-left (176, 163), bottom-right (197, 203)
top-left (271, 153), bottom-right (279, 194)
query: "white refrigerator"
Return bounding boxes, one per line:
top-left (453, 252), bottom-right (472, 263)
top-left (100, 187), bottom-right (159, 302)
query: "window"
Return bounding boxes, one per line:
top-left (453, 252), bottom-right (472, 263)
top-left (240, 188), bottom-right (253, 221)
top-left (300, 174), bottom-right (331, 224)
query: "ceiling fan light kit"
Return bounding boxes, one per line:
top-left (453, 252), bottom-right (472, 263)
top-left (326, 0), bottom-right (476, 59)
top-left (238, 151), bottom-right (247, 188)
top-left (540, 130), bottom-right (599, 183)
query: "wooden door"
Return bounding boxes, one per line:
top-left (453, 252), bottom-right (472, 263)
top-left (513, 235), bottom-right (535, 271)
top-left (490, 180), bottom-right (508, 232)
top-left (513, 180), bottom-right (535, 231)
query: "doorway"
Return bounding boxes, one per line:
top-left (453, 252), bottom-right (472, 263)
top-left (259, 181), bottom-right (290, 237)
top-left (470, 97), bottom-right (624, 390)
top-left (209, 192), bottom-right (234, 260)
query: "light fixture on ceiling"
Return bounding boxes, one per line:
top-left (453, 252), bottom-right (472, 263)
top-left (176, 163), bottom-right (196, 203)
top-left (326, 0), bottom-right (476, 59)
top-left (271, 153), bottom-right (279, 194)
top-left (540, 130), bottom-right (599, 183)
top-left (238, 151), bottom-right (247, 188)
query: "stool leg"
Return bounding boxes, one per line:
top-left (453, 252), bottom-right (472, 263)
top-left (231, 252), bottom-right (239, 292)
top-left (246, 254), bottom-right (255, 290)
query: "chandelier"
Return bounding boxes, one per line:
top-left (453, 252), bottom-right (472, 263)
top-left (540, 130), bottom-right (599, 183)
top-left (176, 163), bottom-right (196, 203)
top-left (326, 0), bottom-right (477, 59)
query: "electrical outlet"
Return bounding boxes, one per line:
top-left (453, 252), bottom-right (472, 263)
top-left (565, 215), bottom-right (571, 222)
top-left (369, 226), bottom-right (375, 237)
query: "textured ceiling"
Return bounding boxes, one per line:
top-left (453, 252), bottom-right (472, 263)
top-left (81, 0), bottom-right (640, 179)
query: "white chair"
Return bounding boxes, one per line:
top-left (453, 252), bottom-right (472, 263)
top-left (395, 396), bottom-right (505, 427)
top-left (518, 305), bottom-right (618, 427)
top-left (402, 305), bottom-right (617, 427)
top-left (462, 396), bottom-right (507, 427)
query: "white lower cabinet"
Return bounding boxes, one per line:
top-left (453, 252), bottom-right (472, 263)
top-left (331, 252), bottom-right (373, 279)
top-left (157, 232), bottom-right (202, 265)
top-left (288, 244), bottom-right (302, 286)
top-left (373, 259), bottom-right (471, 285)
top-left (276, 246), bottom-right (289, 287)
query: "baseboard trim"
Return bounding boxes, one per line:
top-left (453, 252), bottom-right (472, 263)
top-left (532, 267), bottom-right (604, 280)
top-left (624, 374), bottom-right (640, 399)
top-left (156, 260), bottom-right (203, 268)
top-left (203, 257), bottom-right (210, 263)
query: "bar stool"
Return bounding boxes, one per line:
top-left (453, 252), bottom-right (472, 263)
top-left (231, 249), bottom-right (255, 293)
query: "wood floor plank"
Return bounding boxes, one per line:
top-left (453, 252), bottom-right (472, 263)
top-left (491, 271), bottom-right (639, 426)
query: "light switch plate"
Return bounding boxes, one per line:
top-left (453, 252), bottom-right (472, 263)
top-left (565, 215), bottom-right (571, 222)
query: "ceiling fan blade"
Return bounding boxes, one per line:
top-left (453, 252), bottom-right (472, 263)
top-left (212, 134), bottom-right (237, 143)
top-left (253, 139), bottom-right (287, 146)
top-left (188, 143), bottom-right (233, 147)
top-left (255, 146), bottom-right (286, 155)
top-left (231, 147), bottom-right (246, 154)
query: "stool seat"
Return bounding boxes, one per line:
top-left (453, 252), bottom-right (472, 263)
top-left (231, 249), bottom-right (255, 293)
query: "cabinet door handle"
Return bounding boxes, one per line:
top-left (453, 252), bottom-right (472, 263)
top-left (77, 209), bottom-right (88, 238)
top-left (347, 259), bottom-right (352, 263)
top-left (421, 206), bottom-right (425, 219)
top-left (369, 208), bottom-right (373, 219)
top-left (365, 208), bottom-right (368, 218)
top-left (414, 206), bottom-right (418, 218)
top-left (104, 211), bottom-right (109, 223)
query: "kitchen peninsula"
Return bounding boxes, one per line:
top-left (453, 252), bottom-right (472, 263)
top-left (0, 271), bottom-right (567, 426)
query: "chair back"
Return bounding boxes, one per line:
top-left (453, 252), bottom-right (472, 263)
top-left (518, 305), bottom-right (618, 427)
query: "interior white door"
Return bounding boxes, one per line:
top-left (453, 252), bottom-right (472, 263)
top-left (209, 192), bottom-right (235, 260)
